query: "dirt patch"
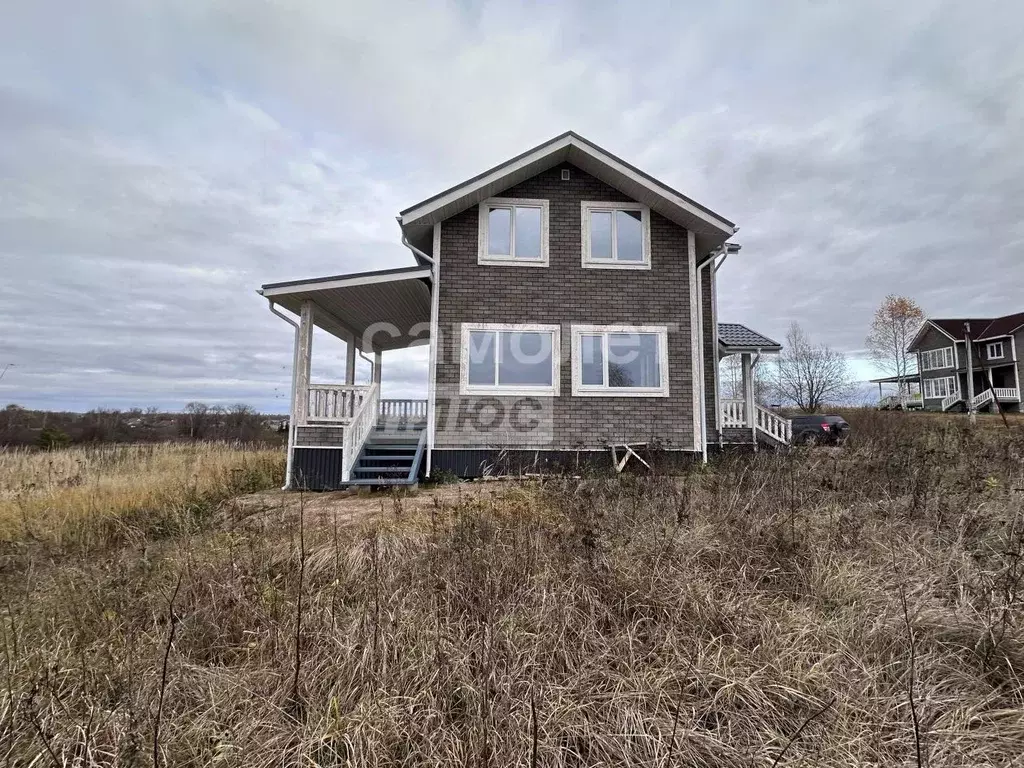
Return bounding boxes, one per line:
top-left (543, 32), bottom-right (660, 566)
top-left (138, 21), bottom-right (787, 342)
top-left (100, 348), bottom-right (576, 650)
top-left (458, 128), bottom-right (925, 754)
top-left (226, 482), bottom-right (501, 530)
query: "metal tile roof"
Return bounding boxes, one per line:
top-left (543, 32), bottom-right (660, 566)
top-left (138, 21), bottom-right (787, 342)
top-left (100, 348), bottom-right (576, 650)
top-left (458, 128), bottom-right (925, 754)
top-left (718, 323), bottom-right (782, 350)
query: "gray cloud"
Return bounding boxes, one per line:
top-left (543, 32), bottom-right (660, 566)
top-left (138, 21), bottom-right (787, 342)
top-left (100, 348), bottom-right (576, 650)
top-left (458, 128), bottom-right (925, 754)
top-left (1, 0), bottom-right (1022, 409)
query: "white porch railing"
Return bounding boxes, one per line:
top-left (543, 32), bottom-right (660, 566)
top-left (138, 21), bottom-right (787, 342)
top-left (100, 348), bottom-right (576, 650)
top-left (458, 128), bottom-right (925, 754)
top-left (722, 399), bottom-right (746, 427)
top-left (721, 400), bottom-right (792, 444)
top-left (307, 384), bottom-right (372, 423)
top-left (755, 404), bottom-right (792, 445)
top-left (941, 391), bottom-right (962, 411)
top-left (379, 398), bottom-right (428, 421)
top-left (879, 394), bottom-right (922, 409)
top-left (994, 387), bottom-right (1020, 402)
top-left (342, 383), bottom-right (380, 482)
top-left (972, 389), bottom-right (994, 409)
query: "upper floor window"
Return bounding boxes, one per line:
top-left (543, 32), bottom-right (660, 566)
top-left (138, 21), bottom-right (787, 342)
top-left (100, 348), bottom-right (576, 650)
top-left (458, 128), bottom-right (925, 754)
top-left (460, 323), bottom-right (560, 396)
top-left (477, 198), bottom-right (549, 266)
top-left (570, 325), bottom-right (669, 397)
top-left (986, 341), bottom-right (1005, 359)
top-left (581, 201), bottom-right (651, 269)
top-left (920, 346), bottom-right (954, 371)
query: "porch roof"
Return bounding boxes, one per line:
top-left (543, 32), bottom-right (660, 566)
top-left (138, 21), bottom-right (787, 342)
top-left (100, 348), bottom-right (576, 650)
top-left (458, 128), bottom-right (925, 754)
top-left (718, 323), bottom-right (782, 353)
top-left (869, 373), bottom-right (919, 384)
top-left (259, 266), bottom-right (432, 353)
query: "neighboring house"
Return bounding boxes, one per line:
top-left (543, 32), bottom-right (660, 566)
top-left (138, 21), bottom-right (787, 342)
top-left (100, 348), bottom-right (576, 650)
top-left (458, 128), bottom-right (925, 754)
top-left (907, 313), bottom-right (1024, 412)
top-left (258, 132), bottom-right (788, 489)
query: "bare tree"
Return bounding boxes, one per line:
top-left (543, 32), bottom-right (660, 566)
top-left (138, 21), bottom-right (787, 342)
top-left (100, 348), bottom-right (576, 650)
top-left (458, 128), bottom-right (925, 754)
top-left (719, 355), bottom-right (776, 403)
top-left (180, 402), bottom-right (212, 440)
top-left (773, 323), bottom-right (854, 412)
top-left (866, 295), bottom-right (924, 394)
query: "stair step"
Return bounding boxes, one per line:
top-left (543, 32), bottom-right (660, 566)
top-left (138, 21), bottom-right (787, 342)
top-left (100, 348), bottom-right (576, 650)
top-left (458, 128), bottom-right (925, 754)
top-left (359, 454), bottom-right (417, 462)
top-left (353, 466), bottom-right (411, 475)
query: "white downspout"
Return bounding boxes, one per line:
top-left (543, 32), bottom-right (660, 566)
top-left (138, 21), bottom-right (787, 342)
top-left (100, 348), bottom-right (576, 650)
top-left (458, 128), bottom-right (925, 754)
top-left (697, 255), bottom-right (716, 463)
top-left (399, 220), bottom-right (439, 478)
top-left (265, 297), bottom-right (300, 490)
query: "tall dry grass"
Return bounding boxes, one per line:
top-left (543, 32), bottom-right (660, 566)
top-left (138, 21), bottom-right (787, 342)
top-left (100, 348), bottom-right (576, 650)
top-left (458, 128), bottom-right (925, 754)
top-left (2, 413), bottom-right (1024, 766)
top-left (0, 442), bottom-right (284, 547)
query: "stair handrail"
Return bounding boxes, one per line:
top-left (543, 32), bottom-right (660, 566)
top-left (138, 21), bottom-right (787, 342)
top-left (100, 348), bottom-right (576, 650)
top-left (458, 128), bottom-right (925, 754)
top-left (972, 389), bottom-right (994, 407)
top-left (754, 404), bottom-right (792, 444)
top-left (342, 382), bottom-right (380, 481)
top-left (941, 390), bottom-right (962, 411)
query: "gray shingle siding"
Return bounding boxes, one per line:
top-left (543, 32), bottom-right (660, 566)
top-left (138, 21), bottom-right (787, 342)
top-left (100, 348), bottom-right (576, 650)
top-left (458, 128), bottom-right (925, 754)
top-left (915, 326), bottom-right (959, 409)
top-left (433, 162), bottom-right (702, 451)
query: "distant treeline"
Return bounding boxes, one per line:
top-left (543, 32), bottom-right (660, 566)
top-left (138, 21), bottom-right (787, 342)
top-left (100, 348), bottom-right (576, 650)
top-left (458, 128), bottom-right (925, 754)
top-left (0, 403), bottom-right (288, 448)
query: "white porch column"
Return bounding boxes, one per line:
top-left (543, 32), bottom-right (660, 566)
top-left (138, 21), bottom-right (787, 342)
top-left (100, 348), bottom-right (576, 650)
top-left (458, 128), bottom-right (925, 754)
top-left (373, 350), bottom-right (382, 386)
top-left (742, 352), bottom-right (755, 445)
top-left (345, 340), bottom-right (357, 385)
top-left (295, 301), bottom-right (314, 425)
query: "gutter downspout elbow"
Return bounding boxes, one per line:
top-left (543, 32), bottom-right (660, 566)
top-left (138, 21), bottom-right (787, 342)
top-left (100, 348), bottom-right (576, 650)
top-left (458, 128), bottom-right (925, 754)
top-left (266, 297), bottom-right (300, 490)
top-left (397, 217), bottom-right (436, 266)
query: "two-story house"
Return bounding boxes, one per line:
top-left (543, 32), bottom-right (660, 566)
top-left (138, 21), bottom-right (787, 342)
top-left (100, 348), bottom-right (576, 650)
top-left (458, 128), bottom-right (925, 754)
top-left (908, 314), bottom-right (1024, 412)
top-left (258, 132), bottom-right (788, 489)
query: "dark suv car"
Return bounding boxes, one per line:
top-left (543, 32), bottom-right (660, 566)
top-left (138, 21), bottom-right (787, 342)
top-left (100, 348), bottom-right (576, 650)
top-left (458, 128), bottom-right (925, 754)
top-left (790, 415), bottom-right (850, 445)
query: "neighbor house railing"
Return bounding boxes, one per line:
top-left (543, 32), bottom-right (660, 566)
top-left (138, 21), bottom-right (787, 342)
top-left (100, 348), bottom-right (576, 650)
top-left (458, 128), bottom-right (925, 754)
top-left (941, 391), bottom-right (962, 411)
top-left (994, 387), bottom-right (1020, 402)
top-left (972, 389), bottom-right (994, 409)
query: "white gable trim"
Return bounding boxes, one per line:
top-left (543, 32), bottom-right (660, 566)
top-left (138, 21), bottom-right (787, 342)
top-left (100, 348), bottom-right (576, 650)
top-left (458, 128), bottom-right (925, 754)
top-left (400, 134), bottom-right (734, 236)
top-left (907, 319), bottom-right (957, 350)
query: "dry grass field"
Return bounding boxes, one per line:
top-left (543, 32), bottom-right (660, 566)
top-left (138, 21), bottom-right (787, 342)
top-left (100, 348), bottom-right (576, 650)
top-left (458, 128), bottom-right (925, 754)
top-left (2, 413), bottom-right (1024, 766)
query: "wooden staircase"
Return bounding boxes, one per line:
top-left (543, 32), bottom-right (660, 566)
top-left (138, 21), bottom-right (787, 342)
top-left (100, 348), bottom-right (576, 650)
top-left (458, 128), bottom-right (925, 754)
top-left (347, 422), bottom-right (426, 487)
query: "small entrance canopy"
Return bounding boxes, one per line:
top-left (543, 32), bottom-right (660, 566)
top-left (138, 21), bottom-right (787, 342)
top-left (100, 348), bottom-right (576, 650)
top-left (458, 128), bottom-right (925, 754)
top-left (259, 265), bottom-right (431, 352)
top-left (718, 323), bottom-right (782, 357)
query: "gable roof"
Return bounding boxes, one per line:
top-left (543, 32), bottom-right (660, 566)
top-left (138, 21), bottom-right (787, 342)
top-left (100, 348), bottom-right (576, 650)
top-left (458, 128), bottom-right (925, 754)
top-left (908, 312), bottom-right (1024, 350)
top-left (977, 312), bottom-right (1024, 340)
top-left (398, 131), bottom-right (736, 261)
top-left (718, 323), bottom-right (782, 352)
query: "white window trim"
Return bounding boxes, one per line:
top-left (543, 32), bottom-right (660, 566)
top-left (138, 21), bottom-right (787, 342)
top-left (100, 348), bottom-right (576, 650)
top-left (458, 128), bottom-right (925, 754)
top-left (923, 376), bottom-right (957, 400)
top-left (570, 324), bottom-right (669, 397)
top-left (986, 341), bottom-right (1005, 360)
top-left (477, 197), bottom-right (549, 267)
top-left (580, 201), bottom-right (652, 270)
top-left (920, 346), bottom-right (954, 371)
top-left (459, 323), bottom-right (560, 397)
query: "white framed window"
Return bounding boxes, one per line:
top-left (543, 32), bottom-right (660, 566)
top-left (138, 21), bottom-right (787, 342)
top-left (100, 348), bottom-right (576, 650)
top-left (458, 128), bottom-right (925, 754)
top-left (986, 341), bottom-right (1005, 359)
top-left (570, 325), bottom-right (669, 397)
top-left (580, 201), bottom-right (651, 269)
top-left (919, 346), bottom-right (954, 371)
top-left (923, 376), bottom-right (957, 399)
top-left (460, 323), bottom-right (560, 396)
top-left (477, 198), bottom-right (549, 266)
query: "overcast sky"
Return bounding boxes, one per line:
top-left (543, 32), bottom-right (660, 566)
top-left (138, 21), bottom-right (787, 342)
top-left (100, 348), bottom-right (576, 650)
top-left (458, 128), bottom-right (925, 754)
top-left (2, 1), bottom-right (1022, 411)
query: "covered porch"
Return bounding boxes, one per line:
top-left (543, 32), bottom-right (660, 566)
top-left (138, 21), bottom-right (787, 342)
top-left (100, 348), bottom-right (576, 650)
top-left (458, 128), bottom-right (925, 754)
top-left (716, 323), bottom-right (791, 447)
top-left (260, 266), bottom-right (432, 488)
top-left (871, 374), bottom-right (924, 410)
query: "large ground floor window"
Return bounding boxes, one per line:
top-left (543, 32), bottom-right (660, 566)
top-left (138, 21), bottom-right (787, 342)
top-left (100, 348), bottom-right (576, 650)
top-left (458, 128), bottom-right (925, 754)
top-left (460, 323), bottom-right (560, 396)
top-left (570, 325), bottom-right (669, 397)
top-left (923, 376), bottom-right (957, 399)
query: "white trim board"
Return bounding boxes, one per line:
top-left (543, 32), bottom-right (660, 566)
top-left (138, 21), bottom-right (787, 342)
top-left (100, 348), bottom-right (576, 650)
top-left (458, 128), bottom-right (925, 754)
top-left (261, 268), bottom-right (431, 297)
